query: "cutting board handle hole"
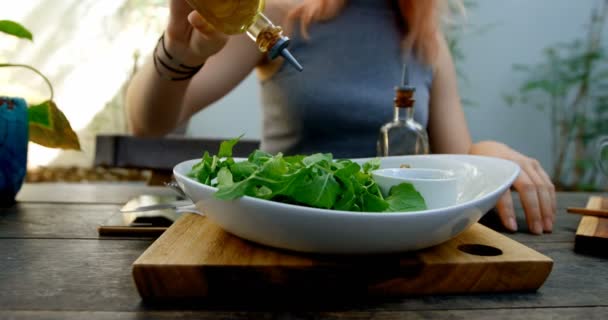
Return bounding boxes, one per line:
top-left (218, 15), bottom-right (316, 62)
top-left (458, 244), bottom-right (503, 256)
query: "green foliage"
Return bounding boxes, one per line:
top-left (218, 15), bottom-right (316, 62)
top-left (1, 20), bottom-right (80, 150)
top-left (0, 20), bottom-right (33, 41)
top-left (504, 1), bottom-right (608, 190)
top-left (27, 101), bottom-right (52, 127)
top-left (189, 138), bottom-right (427, 212)
top-left (27, 101), bottom-right (81, 150)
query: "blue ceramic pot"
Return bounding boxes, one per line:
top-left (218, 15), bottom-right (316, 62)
top-left (0, 97), bottom-right (28, 206)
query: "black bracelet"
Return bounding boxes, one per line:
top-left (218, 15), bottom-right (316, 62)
top-left (159, 33), bottom-right (204, 70)
top-left (153, 53), bottom-right (199, 81)
top-left (153, 33), bottom-right (204, 81)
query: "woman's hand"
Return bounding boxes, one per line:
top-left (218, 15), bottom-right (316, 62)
top-left (287, 0), bottom-right (346, 39)
top-left (164, 0), bottom-right (228, 65)
top-left (470, 141), bottom-right (556, 235)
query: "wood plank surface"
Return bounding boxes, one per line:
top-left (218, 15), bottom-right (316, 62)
top-left (0, 239), bottom-right (608, 312)
top-left (575, 196), bottom-right (608, 256)
top-left (16, 183), bottom-right (175, 204)
top-left (479, 207), bottom-right (580, 244)
top-left (0, 203), bottom-right (119, 239)
top-left (0, 239), bottom-right (151, 311)
top-left (510, 192), bottom-right (598, 210)
top-left (1, 187), bottom-right (605, 319)
top-left (0, 239), bottom-right (606, 312)
top-left (2, 307), bottom-right (608, 320)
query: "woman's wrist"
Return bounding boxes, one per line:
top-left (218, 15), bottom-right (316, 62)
top-left (162, 32), bottom-right (209, 66)
top-left (153, 33), bottom-right (206, 81)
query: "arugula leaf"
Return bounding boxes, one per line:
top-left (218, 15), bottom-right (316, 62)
top-left (218, 134), bottom-right (243, 158)
top-left (229, 161), bottom-right (258, 182)
top-left (385, 183), bottom-right (427, 212)
top-left (363, 158), bottom-right (381, 173)
top-left (188, 138), bottom-right (427, 212)
top-left (360, 192), bottom-right (390, 212)
top-left (289, 170), bottom-right (341, 209)
top-left (248, 150), bottom-right (273, 165)
top-left (216, 167), bottom-right (234, 188)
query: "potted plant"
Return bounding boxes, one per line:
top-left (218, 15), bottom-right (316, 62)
top-left (1, 20), bottom-right (80, 206)
top-left (504, 0), bottom-right (608, 191)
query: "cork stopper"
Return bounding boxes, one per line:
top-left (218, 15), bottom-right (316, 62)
top-left (394, 64), bottom-right (415, 108)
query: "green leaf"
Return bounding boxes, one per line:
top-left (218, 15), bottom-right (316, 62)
top-left (521, 80), bottom-right (556, 94)
top-left (290, 171), bottom-right (341, 209)
top-left (575, 159), bottom-right (594, 172)
top-left (248, 150), bottom-right (272, 165)
top-left (512, 64), bottom-right (531, 72)
top-left (189, 151), bottom-right (212, 180)
top-left (359, 192), bottom-right (389, 212)
top-left (229, 161), bottom-right (258, 182)
top-left (0, 20), bottom-right (33, 41)
top-left (213, 176), bottom-right (257, 199)
top-left (363, 158), bottom-right (381, 173)
top-left (27, 101), bottom-right (52, 128)
top-left (334, 189), bottom-right (356, 211)
top-left (218, 134), bottom-right (243, 158)
top-left (503, 94), bottom-right (516, 107)
top-left (189, 139), bottom-right (428, 212)
top-left (385, 183), bottom-right (427, 212)
top-left (216, 167), bottom-right (234, 188)
top-left (28, 100), bottom-right (80, 150)
top-left (302, 153), bottom-right (332, 167)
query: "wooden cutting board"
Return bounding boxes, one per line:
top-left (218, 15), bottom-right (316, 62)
top-left (575, 196), bottom-right (608, 257)
top-left (132, 214), bottom-right (553, 299)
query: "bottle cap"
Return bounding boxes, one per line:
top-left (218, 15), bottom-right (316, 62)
top-left (268, 37), bottom-right (303, 72)
top-left (394, 64), bottom-right (415, 108)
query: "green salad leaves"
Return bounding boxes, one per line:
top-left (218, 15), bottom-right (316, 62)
top-left (188, 137), bottom-right (426, 212)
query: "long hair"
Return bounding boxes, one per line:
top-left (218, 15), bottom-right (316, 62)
top-left (285, 0), bottom-right (445, 64)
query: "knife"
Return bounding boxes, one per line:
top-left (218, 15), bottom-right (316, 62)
top-left (120, 200), bottom-right (194, 213)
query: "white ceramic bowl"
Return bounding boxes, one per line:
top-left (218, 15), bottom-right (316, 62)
top-left (371, 168), bottom-right (458, 209)
top-left (173, 155), bottom-right (520, 254)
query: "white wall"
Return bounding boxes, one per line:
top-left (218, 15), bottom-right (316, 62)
top-left (186, 73), bottom-right (261, 140)
top-left (458, 0), bottom-right (599, 170)
top-left (186, 0), bottom-right (603, 170)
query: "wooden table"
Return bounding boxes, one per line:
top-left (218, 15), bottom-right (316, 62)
top-left (1, 183), bottom-right (607, 319)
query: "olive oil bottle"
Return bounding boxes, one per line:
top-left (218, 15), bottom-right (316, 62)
top-left (377, 65), bottom-right (430, 156)
top-left (186, 0), bottom-right (303, 71)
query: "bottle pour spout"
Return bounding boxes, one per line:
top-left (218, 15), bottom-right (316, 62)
top-left (268, 37), bottom-right (303, 72)
top-left (280, 48), bottom-right (303, 72)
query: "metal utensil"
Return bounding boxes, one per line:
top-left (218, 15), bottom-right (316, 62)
top-left (164, 181), bottom-right (187, 198)
top-left (119, 200), bottom-right (193, 213)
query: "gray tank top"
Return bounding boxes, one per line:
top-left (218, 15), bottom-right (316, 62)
top-left (259, 0), bottom-right (433, 158)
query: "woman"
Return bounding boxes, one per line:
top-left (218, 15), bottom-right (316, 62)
top-left (126, 0), bottom-right (556, 235)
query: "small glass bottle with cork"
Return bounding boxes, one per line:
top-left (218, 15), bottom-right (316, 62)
top-left (377, 64), bottom-right (430, 156)
top-left (185, 0), bottom-right (303, 72)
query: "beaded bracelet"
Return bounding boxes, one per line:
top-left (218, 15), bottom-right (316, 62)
top-left (153, 33), bottom-right (204, 81)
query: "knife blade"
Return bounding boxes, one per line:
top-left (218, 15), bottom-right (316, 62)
top-left (120, 200), bottom-right (193, 213)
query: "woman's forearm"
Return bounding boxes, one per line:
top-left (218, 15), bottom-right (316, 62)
top-left (126, 56), bottom-right (192, 137)
top-left (126, 7), bottom-right (229, 137)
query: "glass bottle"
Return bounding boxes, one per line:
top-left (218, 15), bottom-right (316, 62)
top-left (377, 65), bottom-right (430, 156)
top-left (185, 0), bottom-right (303, 72)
